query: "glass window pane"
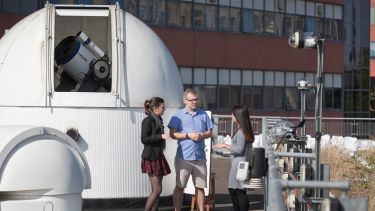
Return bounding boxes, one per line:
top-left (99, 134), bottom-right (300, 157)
top-left (295, 15), bottom-right (305, 32)
top-left (167, 1), bottom-right (180, 26)
top-left (286, 0), bottom-right (295, 14)
top-left (242, 70), bottom-right (253, 85)
top-left (243, 0), bottom-right (253, 9)
top-left (254, 0), bottom-right (264, 10)
top-left (285, 15), bottom-right (295, 36)
top-left (306, 91), bottom-right (315, 110)
top-left (231, 0), bottom-right (241, 8)
top-left (206, 5), bottom-right (217, 30)
top-left (139, 0), bottom-right (153, 23)
top-left (306, 1), bottom-right (314, 16)
top-left (193, 3), bottom-right (205, 29)
top-left (230, 70), bottom-right (241, 85)
top-left (180, 67), bottom-right (193, 84)
top-left (295, 0), bottom-right (305, 15)
top-left (324, 89), bottom-right (333, 109)
top-left (325, 4), bottom-right (333, 18)
top-left (180, 2), bottom-right (192, 28)
top-left (219, 0), bottom-right (230, 6)
top-left (324, 74), bottom-right (333, 88)
top-left (194, 68), bottom-right (205, 84)
top-left (306, 73), bottom-right (315, 86)
top-left (206, 68), bottom-right (217, 85)
top-left (126, 0), bottom-right (138, 16)
top-left (333, 74), bottom-right (342, 88)
top-left (315, 3), bottom-right (324, 17)
top-left (253, 10), bottom-right (264, 33)
top-left (229, 8), bottom-right (241, 32)
top-left (295, 72), bottom-right (304, 83)
top-left (344, 91), bottom-right (352, 112)
top-left (324, 19), bottom-right (333, 40)
top-left (195, 0), bottom-right (205, 3)
top-left (195, 86), bottom-right (217, 110)
top-left (218, 86), bottom-right (230, 109)
top-left (334, 5), bottom-right (342, 20)
top-left (275, 72), bottom-right (284, 86)
top-left (286, 87), bottom-right (299, 109)
top-left (153, 0), bottom-right (166, 25)
top-left (274, 87), bottom-right (284, 109)
top-left (253, 71), bottom-right (263, 86)
top-left (275, 13), bottom-right (284, 36)
top-left (219, 69), bottom-right (230, 85)
top-left (264, 12), bottom-right (275, 34)
top-left (230, 86), bottom-right (241, 105)
top-left (286, 72), bottom-right (294, 86)
top-left (275, 0), bottom-right (285, 12)
top-left (219, 6), bottom-right (229, 31)
top-left (265, 0), bottom-right (274, 11)
top-left (263, 87), bottom-right (274, 109)
top-left (306, 17), bottom-right (316, 33)
top-left (243, 87), bottom-right (253, 109)
top-left (333, 89), bottom-right (341, 109)
top-left (242, 9), bottom-right (253, 33)
top-left (253, 87), bottom-right (263, 109)
top-left (265, 71), bottom-right (274, 86)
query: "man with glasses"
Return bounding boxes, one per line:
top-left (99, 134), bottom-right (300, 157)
top-left (168, 88), bottom-right (214, 211)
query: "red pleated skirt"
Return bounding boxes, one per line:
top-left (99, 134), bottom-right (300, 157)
top-left (141, 154), bottom-right (171, 176)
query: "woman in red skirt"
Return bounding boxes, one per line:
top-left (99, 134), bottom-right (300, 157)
top-left (141, 97), bottom-right (171, 211)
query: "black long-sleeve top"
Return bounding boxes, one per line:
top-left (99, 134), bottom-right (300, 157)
top-left (141, 115), bottom-right (165, 160)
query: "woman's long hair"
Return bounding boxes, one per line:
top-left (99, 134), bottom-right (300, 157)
top-left (232, 105), bottom-right (254, 142)
top-left (144, 97), bottom-right (164, 115)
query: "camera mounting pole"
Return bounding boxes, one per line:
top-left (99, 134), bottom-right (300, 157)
top-left (314, 38), bottom-right (324, 197)
top-left (288, 31), bottom-right (325, 198)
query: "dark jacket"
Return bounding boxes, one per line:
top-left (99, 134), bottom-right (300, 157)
top-left (141, 115), bottom-right (165, 160)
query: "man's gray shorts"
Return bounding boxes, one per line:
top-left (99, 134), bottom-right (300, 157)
top-left (175, 157), bottom-right (207, 189)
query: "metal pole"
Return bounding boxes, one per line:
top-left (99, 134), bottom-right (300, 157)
top-left (301, 89), bottom-right (306, 135)
top-left (314, 39), bottom-right (324, 197)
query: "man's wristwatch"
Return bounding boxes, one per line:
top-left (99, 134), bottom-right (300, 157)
top-left (185, 133), bottom-right (188, 139)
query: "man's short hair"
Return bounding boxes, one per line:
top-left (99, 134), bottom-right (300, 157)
top-left (183, 88), bottom-right (196, 99)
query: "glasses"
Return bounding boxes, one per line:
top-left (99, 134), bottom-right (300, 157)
top-left (186, 98), bottom-right (199, 102)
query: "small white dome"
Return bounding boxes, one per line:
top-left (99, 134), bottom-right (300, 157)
top-left (0, 126), bottom-right (90, 195)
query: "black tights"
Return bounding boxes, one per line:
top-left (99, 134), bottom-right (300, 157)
top-left (228, 188), bottom-right (249, 211)
top-left (145, 174), bottom-right (163, 211)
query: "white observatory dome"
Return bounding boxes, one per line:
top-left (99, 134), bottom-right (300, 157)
top-left (0, 126), bottom-right (90, 211)
top-left (0, 4), bottom-right (184, 200)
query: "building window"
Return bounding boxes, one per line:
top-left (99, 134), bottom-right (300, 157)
top-left (167, 1), bottom-right (180, 27)
top-left (180, 2), bottom-right (192, 28)
top-left (228, 8), bottom-right (241, 32)
top-left (206, 5), bottom-right (218, 30)
top-left (193, 3), bottom-right (205, 29)
top-left (219, 6), bottom-right (229, 31)
top-left (230, 86), bottom-right (241, 106)
top-left (153, 0), bottom-right (166, 25)
top-left (253, 87), bottom-right (263, 109)
top-left (286, 87), bottom-right (299, 110)
top-left (126, 0), bottom-right (138, 16)
top-left (264, 12), bottom-right (275, 34)
top-left (252, 10), bottom-right (264, 33)
top-left (242, 87), bottom-right (253, 109)
top-left (242, 9), bottom-right (253, 33)
top-left (274, 87), bottom-right (284, 109)
top-left (139, 0), bottom-right (153, 23)
top-left (263, 87), bottom-right (274, 109)
top-left (218, 86), bottom-right (230, 109)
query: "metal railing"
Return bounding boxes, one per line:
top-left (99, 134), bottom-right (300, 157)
top-left (212, 115), bottom-right (375, 139)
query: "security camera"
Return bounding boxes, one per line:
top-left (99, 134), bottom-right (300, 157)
top-left (288, 31), bottom-right (318, 49)
top-left (297, 79), bottom-right (312, 90)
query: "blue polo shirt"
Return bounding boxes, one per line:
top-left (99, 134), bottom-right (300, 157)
top-left (168, 108), bottom-right (214, 161)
